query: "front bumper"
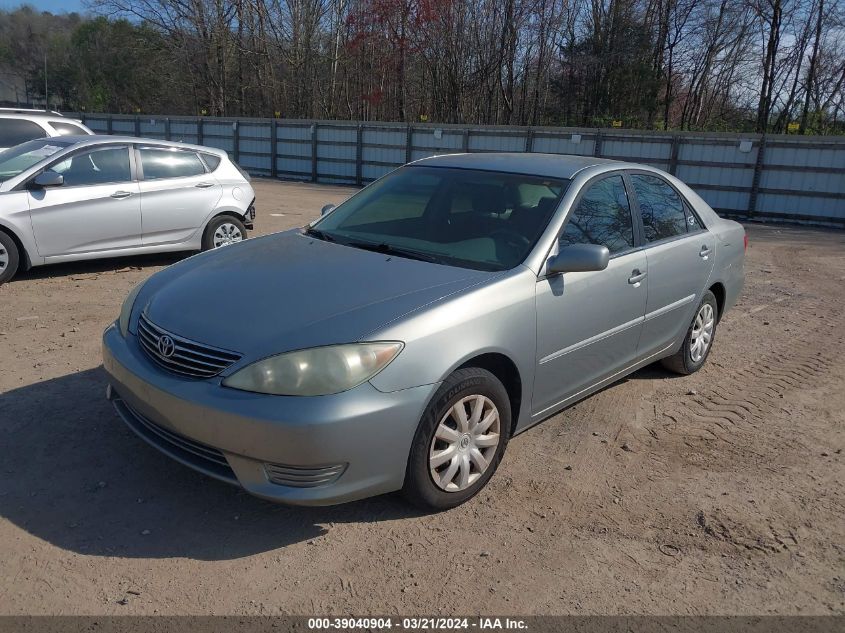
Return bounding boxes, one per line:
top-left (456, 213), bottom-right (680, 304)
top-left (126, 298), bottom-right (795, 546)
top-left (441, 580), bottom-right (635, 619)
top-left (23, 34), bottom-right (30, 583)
top-left (102, 324), bottom-right (437, 505)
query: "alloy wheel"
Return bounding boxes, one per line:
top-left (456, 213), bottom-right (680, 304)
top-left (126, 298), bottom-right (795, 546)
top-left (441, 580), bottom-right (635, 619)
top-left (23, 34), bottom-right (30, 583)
top-left (429, 394), bottom-right (501, 492)
top-left (0, 244), bottom-right (7, 271)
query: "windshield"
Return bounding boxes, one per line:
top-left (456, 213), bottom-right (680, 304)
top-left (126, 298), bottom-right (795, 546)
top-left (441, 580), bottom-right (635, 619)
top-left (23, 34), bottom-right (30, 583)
top-left (0, 139), bottom-right (73, 182)
top-left (311, 166), bottom-right (569, 271)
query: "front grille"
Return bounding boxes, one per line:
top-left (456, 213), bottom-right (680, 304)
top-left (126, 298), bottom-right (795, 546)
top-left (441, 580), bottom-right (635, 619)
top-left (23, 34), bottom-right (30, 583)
top-left (138, 313), bottom-right (241, 378)
top-left (113, 397), bottom-right (237, 484)
top-left (264, 462), bottom-right (347, 488)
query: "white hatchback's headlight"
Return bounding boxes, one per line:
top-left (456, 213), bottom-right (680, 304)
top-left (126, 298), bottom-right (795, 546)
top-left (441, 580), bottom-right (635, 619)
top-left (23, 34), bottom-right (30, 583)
top-left (118, 281), bottom-right (146, 336)
top-left (222, 342), bottom-right (403, 396)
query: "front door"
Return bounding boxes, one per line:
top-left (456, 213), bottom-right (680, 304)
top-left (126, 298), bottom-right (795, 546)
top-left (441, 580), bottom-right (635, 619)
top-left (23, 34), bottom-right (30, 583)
top-left (28, 145), bottom-right (141, 257)
top-left (533, 173), bottom-right (648, 419)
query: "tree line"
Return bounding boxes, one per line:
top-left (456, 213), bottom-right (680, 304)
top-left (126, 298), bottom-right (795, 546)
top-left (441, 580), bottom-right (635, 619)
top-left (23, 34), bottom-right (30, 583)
top-left (0, 0), bottom-right (843, 134)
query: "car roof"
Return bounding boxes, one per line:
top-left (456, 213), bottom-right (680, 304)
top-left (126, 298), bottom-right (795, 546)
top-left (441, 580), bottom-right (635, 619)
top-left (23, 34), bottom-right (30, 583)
top-left (412, 152), bottom-right (629, 180)
top-left (47, 135), bottom-right (226, 155)
top-left (0, 111), bottom-right (71, 121)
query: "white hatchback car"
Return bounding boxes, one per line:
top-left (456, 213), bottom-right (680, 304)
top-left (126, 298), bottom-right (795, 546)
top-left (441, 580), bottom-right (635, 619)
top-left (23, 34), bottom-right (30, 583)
top-left (0, 136), bottom-right (256, 283)
top-left (0, 110), bottom-right (94, 151)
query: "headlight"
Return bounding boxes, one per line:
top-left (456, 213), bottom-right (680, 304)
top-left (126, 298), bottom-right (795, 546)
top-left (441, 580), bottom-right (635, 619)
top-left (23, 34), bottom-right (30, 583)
top-left (222, 342), bottom-right (403, 396)
top-left (118, 281), bottom-right (146, 336)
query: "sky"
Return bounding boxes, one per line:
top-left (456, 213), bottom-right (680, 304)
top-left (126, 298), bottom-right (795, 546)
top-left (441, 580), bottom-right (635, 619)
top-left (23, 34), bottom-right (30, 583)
top-left (0, 0), bottom-right (88, 13)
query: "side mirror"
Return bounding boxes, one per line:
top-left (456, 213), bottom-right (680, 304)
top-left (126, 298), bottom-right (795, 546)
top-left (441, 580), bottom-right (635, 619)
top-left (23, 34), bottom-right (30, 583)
top-left (547, 243), bottom-right (610, 275)
top-left (320, 203), bottom-right (335, 216)
top-left (31, 171), bottom-right (64, 189)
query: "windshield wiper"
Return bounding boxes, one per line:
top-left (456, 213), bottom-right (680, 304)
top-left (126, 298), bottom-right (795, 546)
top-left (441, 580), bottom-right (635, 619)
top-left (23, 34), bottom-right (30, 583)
top-left (344, 239), bottom-right (440, 264)
top-left (303, 226), bottom-right (335, 242)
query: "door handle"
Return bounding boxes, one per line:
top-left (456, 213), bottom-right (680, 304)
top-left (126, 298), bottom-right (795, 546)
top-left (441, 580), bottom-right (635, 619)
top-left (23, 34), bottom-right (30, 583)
top-left (628, 269), bottom-right (647, 285)
top-left (110, 191), bottom-right (132, 199)
top-left (699, 245), bottom-right (711, 258)
top-left (195, 182), bottom-right (215, 189)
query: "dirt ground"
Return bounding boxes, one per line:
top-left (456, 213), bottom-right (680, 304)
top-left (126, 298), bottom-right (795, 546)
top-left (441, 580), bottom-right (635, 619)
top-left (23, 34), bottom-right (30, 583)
top-left (0, 179), bottom-right (843, 616)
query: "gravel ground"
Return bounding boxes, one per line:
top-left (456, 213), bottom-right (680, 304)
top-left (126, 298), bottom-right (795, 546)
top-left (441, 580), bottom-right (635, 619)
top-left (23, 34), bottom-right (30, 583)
top-left (0, 179), bottom-right (843, 615)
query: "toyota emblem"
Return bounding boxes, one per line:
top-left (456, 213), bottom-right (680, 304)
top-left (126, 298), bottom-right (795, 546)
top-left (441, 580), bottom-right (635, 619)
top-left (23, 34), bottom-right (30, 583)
top-left (157, 335), bottom-right (176, 358)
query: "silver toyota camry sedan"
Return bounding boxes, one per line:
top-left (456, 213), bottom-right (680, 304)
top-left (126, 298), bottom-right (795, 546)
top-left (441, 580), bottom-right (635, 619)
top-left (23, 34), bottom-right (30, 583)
top-left (102, 153), bottom-right (745, 510)
top-left (0, 136), bottom-right (256, 283)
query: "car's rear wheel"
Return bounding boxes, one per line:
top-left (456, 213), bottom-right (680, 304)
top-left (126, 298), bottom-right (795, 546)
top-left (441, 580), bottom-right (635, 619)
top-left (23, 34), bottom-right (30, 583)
top-left (661, 290), bottom-right (718, 375)
top-left (202, 215), bottom-right (246, 251)
top-left (0, 231), bottom-right (20, 285)
top-left (403, 368), bottom-right (510, 511)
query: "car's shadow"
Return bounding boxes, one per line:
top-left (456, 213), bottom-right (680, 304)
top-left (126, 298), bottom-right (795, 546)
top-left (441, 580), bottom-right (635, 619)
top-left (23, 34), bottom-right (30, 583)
top-left (0, 367), bottom-right (422, 561)
top-left (10, 252), bottom-right (188, 282)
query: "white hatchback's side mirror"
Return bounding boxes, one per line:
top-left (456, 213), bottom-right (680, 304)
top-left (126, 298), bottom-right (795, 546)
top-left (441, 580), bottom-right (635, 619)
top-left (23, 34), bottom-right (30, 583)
top-left (31, 171), bottom-right (64, 188)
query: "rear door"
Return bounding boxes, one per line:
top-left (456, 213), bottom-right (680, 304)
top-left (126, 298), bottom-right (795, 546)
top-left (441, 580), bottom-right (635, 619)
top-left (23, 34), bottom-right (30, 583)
top-left (28, 144), bottom-right (142, 257)
top-left (136, 146), bottom-right (222, 246)
top-left (628, 172), bottom-right (715, 357)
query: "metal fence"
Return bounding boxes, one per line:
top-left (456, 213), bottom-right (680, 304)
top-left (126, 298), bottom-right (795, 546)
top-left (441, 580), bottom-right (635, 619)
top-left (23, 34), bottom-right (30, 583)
top-left (75, 113), bottom-right (845, 226)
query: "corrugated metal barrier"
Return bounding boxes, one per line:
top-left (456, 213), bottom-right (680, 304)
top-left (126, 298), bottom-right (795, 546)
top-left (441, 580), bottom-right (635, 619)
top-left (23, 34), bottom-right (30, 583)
top-left (74, 114), bottom-right (845, 226)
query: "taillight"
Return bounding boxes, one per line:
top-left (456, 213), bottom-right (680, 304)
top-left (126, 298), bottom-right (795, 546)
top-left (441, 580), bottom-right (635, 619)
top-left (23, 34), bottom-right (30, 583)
top-left (744, 234), bottom-right (748, 251)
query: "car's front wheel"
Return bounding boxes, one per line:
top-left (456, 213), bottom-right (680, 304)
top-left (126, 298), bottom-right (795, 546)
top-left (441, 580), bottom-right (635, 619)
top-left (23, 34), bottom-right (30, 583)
top-left (403, 368), bottom-right (510, 511)
top-left (202, 215), bottom-right (247, 251)
top-left (0, 231), bottom-right (20, 285)
top-left (661, 290), bottom-right (718, 375)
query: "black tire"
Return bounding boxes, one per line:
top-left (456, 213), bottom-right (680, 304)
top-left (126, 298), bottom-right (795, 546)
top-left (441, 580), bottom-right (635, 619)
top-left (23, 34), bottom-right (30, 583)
top-left (0, 231), bottom-right (20, 285)
top-left (403, 367), bottom-right (511, 511)
top-left (201, 215), bottom-right (247, 251)
top-left (661, 290), bottom-right (719, 375)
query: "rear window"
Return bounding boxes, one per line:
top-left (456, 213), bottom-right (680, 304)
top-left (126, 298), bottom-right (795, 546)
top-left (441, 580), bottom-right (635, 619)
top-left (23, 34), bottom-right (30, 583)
top-left (139, 148), bottom-right (206, 180)
top-left (0, 118), bottom-right (46, 147)
top-left (48, 120), bottom-right (90, 136)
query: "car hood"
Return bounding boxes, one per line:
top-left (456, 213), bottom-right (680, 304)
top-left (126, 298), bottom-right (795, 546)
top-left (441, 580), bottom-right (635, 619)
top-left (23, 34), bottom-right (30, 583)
top-left (138, 230), bottom-right (494, 361)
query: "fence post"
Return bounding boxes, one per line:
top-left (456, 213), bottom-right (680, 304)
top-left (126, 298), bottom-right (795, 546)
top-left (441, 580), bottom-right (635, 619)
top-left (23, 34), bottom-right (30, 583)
top-left (311, 122), bottom-right (319, 182)
top-left (405, 125), bottom-right (413, 164)
top-left (356, 124), bottom-right (363, 187)
top-left (669, 135), bottom-right (680, 175)
top-left (270, 120), bottom-right (278, 179)
top-left (232, 121), bottom-right (240, 164)
top-left (197, 118), bottom-right (204, 145)
top-left (134, 115), bottom-right (140, 138)
top-left (525, 128), bottom-right (534, 152)
top-left (106, 115), bottom-right (113, 135)
top-left (165, 117), bottom-right (171, 141)
top-left (747, 134), bottom-right (767, 217)
top-left (594, 129), bottom-right (603, 157)
top-left (462, 129), bottom-right (470, 152)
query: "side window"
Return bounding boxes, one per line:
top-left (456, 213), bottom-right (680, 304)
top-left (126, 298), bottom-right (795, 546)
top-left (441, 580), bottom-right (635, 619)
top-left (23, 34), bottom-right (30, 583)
top-left (139, 148), bottom-right (206, 180)
top-left (200, 153), bottom-right (221, 171)
top-left (630, 174), bottom-right (688, 242)
top-left (0, 119), bottom-right (46, 147)
top-left (559, 175), bottom-right (634, 254)
top-left (48, 146), bottom-right (131, 186)
top-left (685, 204), bottom-right (702, 231)
top-left (48, 121), bottom-right (90, 136)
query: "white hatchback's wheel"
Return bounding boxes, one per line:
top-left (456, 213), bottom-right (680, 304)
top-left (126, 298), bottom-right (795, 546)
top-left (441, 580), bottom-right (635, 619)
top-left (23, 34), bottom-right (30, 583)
top-left (0, 231), bottom-right (20, 285)
top-left (202, 216), bottom-right (247, 251)
top-left (404, 367), bottom-right (511, 511)
top-left (429, 395), bottom-right (502, 492)
top-left (213, 222), bottom-right (244, 248)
